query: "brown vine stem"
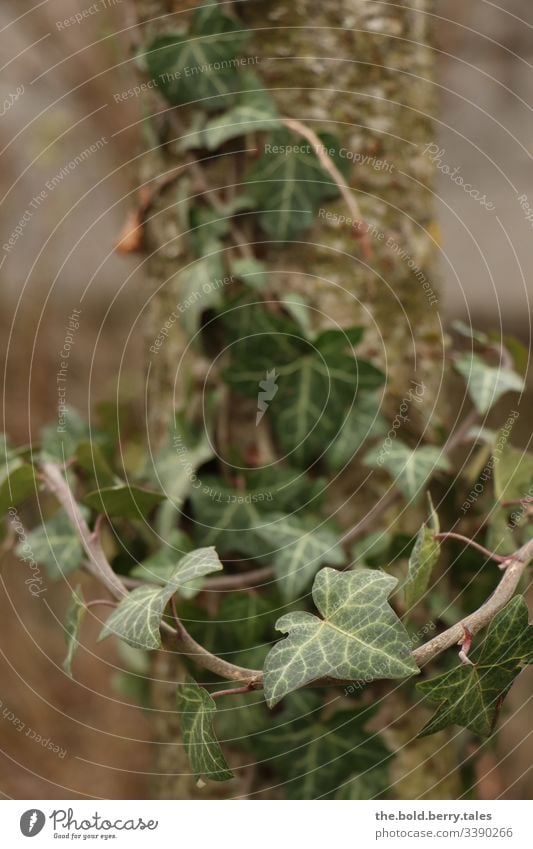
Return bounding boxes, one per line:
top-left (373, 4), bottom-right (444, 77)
top-left (40, 461), bottom-right (533, 690)
top-left (433, 532), bottom-right (508, 564)
top-left (412, 537), bottom-right (533, 667)
top-left (281, 117), bottom-right (372, 261)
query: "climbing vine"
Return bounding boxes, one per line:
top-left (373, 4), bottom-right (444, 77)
top-left (3, 2), bottom-right (533, 797)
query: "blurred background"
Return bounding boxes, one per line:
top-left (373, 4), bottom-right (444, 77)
top-left (0, 0), bottom-right (532, 798)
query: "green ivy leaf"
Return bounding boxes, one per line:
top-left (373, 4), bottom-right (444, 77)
top-left (455, 354), bottom-right (524, 415)
top-left (243, 128), bottom-right (350, 241)
top-left (364, 441), bottom-right (450, 503)
top-left (324, 393), bottom-right (387, 472)
top-left (40, 407), bottom-right (90, 463)
top-left (175, 251), bottom-right (226, 338)
top-left (404, 497), bottom-right (440, 613)
top-left (263, 567), bottom-right (419, 707)
top-left (83, 485), bottom-right (166, 519)
top-left (223, 305), bottom-right (384, 465)
top-left (255, 514), bottom-right (346, 601)
top-left (417, 596), bottom-right (533, 737)
top-left (494, 442), bottom-right (533, 504)
top-left (229, 257), bottom-right (269, 290)
top-left (0, 464), bottom-right (37, 517)
top-left (99, 547), bottom-right (223, 649)
top-left (486, 505), bottom-right (517, 556)
top-left (253, 691), bottom-right (391, 799)
top-left (145, 6), bottom-right (248, 111)
top-left (74, 440), bottom-right (116, 487)
top-left (202, 71), bottom-right (280, 148)
top-left (176, 679), bottom-right (233, 781)
top-left (130, 530), bottom-right (198, 594)
top-left (62, 586), bottom-right (86, 677)
top-left (17, 509), bottom-right (87, 580)
top-left (189, 466), bottom-right (323, 556)
top-left (151, 409), bottom-right (216, 541)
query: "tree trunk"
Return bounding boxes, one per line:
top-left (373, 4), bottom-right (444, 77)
top-left (132, 0), bottom-right (459, 798)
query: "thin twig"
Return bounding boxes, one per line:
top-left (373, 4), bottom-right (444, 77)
top-left (210, 683), bottom-right (258, 699)
top-left (85, 599), bottom-right (118, 611)
top-left (282, 117), bottom-right (372, 260)
top-left (433, 532), bottom-right (508, 564)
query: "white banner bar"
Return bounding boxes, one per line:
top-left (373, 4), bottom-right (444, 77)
top-left (2, 800), bottom-right (530, 848)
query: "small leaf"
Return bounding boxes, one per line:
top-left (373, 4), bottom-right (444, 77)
top-left (145, 6), bottom-right (248, 111)
top-left (494, 442), bottom-right (533, 504)
top-left (99, 547), bottom-right (223, 649)
top-left (202, 72), bottom-right (280, 148)
top-left (255, 514), bottom-right (346, 601)
top-left (17, 510), bottom-right (87, 580)
top-left (0, 464), bottom-right (37, 517)
top-left (417, 596), bottom-right (533, 737)
top-left (83, 485), bottom-right (166, 519)
top-left (74, 441), bottom-right (116, 487)
top-left (404, 522), bottom-right (440, 613)
top-left (278, 293), bottom-right (313, 338)
top-left (40, 407), bottom-right (89, 462)
top-left (152, 409), bottom-right (216, 540)
top-left (62, 586), bottom-right (86, 677)
top-left (364, 441), bottom-right (450, 503)
top-left (177, 679), bottom-right (233, 781)
top-left (455, 354), bottom-right (524, 415)
top-left (131, 529), bottom-right (194, 584)
top-left (263, 567), bottom-right (419, 707)
top-left (229, 257), bottom-right (269, 290)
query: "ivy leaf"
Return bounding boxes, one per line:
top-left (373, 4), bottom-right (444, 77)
top-left (229, 257), bottom-right (269, 291)
top-left (74, 441), bottom-right (116, 488)
top-left (40, 407), bottom-right (89, 462)
top-left (202, 72), bottom-right (280, 148)
top-left (151, 409), bottom-right (216, 541)
top-left (494, 442), bottom-right (533, 504)
top-left (403, 496), bottom-right (440, 613)
top-left (223, 305), bottom-right (384, 465)
top-left (62, 586), bottom-right (86, 677)
top-left (145, 6), bottom-right (248, 111)
top-left (176, 679), bottom-right (233, 782)
top-left (99, 547), bottom-right (223, 649)
top-left (243, 128), bottom-right (350, 241)
top-left (455, 354), bottom-right (524, 415)
top-left (364, 441), bottom-right (450, 503)
top-left (17, 509), bottom-right (87, 580)
top-left (189, 466), bottom-right (323, 556)
top-left (83, 485), bottom-right (166, 519)
top-left (253, 692), bottom-right (391, 799)
top-left (130, 530), bottom-right (198, 594)
top-left (263, 567), bottom-right (419, 707)
top-left (417, 596), bottom-right (533, 737)
top-left (175, 252), bottom-right (225, 338)
top-left (0, 464), bottom-right (37, 517)
top-left (324, 393), bottom-right (387, 472)
top-left (255, 514), bottom-right (346, 601)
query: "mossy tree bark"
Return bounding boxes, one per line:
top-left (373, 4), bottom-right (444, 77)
top-left (133, 0), bottom-right (458, 799)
